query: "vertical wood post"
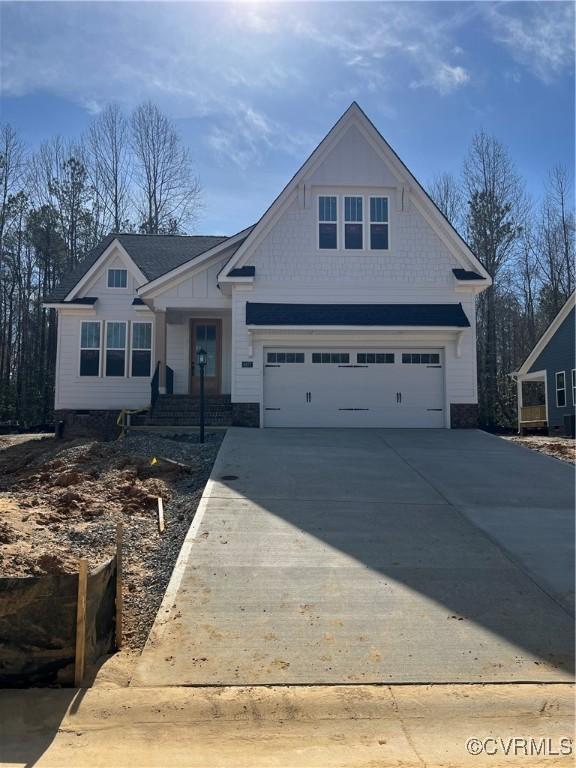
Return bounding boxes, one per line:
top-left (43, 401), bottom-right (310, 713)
top-left (115, 522), bottom-right (123, 650)
top-left (74, 559), bottom-right (88, 687)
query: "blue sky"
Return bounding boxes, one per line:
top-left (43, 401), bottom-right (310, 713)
top-left (1, 1), bottom-right (574, 235)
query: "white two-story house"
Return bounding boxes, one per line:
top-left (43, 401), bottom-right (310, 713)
top-left (45, 103), bottom-right (491, 436)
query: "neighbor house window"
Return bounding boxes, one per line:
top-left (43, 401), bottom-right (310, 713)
top-left (556, 371), bottom-right (566, 407)
top-left (131, 322), bottom-right (152, 377)
top-left (107, 268), bottom-right (127, 288)
top-left (572, 369), bottom-right (575, 405)
top-left (318, 196), bottom-right (337, 249)
top-left (105, 322), bottom-right (127, 377)
top-left (344, 196), bottom-right (363, 249)
top-left (79, 321), bottom-right (101, 376)
top-left (370, 197), bottom-right (389, 250)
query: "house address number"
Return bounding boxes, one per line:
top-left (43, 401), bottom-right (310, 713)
top-left (241, 361), bottom-right (254, 368)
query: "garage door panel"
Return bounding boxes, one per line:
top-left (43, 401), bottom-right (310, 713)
top-left (263, 347), bottom-right (445, 428)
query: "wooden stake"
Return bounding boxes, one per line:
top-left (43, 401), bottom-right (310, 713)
top-left (74, 559), bottom-right (88, 687)
top-left (157, 497), bottom-right (165, 533)
top-left (115, 522), bottom-right (123, 650)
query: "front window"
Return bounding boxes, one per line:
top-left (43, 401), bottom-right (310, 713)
top-left (572, 370), bottom-right (575, 405)
top-left (370, 197), bottom-right (389, 250)
top-left (106, 322), bottom-right (127, 377)
top-left (344, 196), bottom-right (363, 249)
top-left (131, 322), bottom-right (152, 377)
top-left (318, 196), bottom-right (337, 249)
top-left (556, 371), bottom-right (566, 407)
top-left (80, 322), bottom-right (100, 376)
top-left (107, 268), bottom-right (127, 288)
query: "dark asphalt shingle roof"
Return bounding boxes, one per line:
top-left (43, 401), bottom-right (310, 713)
top-left (228, 266), bottom-right (256, 277)
top-left (246, 303), bottom-right (471, 328)
top-left (45, 233), bottom-right (234, 302)
top-left (452, 268), bottom-right (486, 281)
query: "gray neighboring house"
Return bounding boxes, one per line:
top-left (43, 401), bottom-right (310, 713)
top-left (513, 291), bottom-right (575, 435)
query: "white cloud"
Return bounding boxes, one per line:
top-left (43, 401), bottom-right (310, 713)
top-left (411, 63), bottom-right (470, 95)
top-left (485, 2), bottom-right (575, 83)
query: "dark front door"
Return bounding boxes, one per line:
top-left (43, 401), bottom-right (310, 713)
top-left (190, 319), bottom-right (222, 396)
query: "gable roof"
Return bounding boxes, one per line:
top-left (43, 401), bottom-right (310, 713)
top-left (517, 291), bottom-right (576, 375)
top-left (220, 102), bottom-right (492, 283)
top-left (45, 233), bottom-right (229, 302)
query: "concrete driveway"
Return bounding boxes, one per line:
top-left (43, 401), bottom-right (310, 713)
top-left (133, 429), bottom-right (574, 686)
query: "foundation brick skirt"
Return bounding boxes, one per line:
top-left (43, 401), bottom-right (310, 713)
top-left (231, 403), bottom-right (260, 428)
top-left (54, 410), bottom-right (121, 440)
top-left (450, 404), bottom-right (479, 428)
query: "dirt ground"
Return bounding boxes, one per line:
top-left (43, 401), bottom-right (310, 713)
top-left (0, 431), bottom-right (223, 649)
top-left (503, 434), bottom-right (575, 463)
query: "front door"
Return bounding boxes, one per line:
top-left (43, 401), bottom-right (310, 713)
top-left (190, 319), bottom-right (222, 396)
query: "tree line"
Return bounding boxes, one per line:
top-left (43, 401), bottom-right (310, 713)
top-left (429, 134), bottom-right (574, 428)
top-left (0, 102), bottom-right (201, 426)
top-left (0, 105), bottom-right (574, 429)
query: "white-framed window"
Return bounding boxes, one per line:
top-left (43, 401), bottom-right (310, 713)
top-left (344, 196), bottom-right (363, 249)
top-left (79, 321), bottom-right (101, 377)
top-left (369, 196), bottom-right (389, 250)
top-left (107, 268), bottom-right (127, 288)
top-left (131, 322), bottom-right (152, 377)
top-left (318, 195), bottom-right (338, 249)
top-left (572, 369), bottom-right (575, 405)
top-left (105, 321), bottom-right (127, 377)
top-left (556, 371), bottom-right (566, 407)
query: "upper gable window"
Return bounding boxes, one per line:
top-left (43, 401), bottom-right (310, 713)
top-left (344, 196), bottom-right (363, 249)
top-left (318, 196), bottom-right (337, 249)
top-left (370, 197), bottom-right (389, 250)
top-left (107, 268), bottom-right (127, 288)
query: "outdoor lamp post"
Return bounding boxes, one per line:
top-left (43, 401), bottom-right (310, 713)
top-left (197, 348), bottom-right (207, 443)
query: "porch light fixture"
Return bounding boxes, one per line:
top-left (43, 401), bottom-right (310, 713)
top-left (197, 348), bottom-right (207, 443)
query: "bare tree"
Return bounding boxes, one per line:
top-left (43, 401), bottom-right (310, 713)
top-left (130, 102), bottom-right (201, 234)
top-left (87, 104), bottom-right (131, 233)
top-left (463, 131), bottom-right (525, 427)
top-left (428, 172), bottom-right (463, 230)
top-left (0, 124), bottom-right (26, 262)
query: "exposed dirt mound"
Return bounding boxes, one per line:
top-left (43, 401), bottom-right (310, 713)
top-left (0, 432), bottom-right (223, 648)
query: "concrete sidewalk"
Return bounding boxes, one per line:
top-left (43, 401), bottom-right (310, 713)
top-left (132, 429), bottom-right (574, 687)
top-left (1, 683), bottom-right (573, 767)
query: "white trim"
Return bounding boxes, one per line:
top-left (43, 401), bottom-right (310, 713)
top-left (219, 103), bottom-right (491, 281)
top-left (65, 240), bottom-right (147, 301)
top-left (247, 324), bottom-right (466, 333)
top-left (140, 226), bottom-right (253, 295)
top-left (517, 291), bottom-right (576, 375)
top-left (130, 320), bottom-right (154, 378)
top-left (104, 320), bottom-right (128, 378)
top-left (556, 370), bottom-right (567, 408)
top-left (78, 320), bottom-right (102, 378)
top-left (45, 304), bottom-right (97, 315)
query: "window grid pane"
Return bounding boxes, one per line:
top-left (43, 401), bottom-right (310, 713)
top-left (108, 269), bottom-right (128, 288)
top-left (319, 196), bottom-right (337, 222)
top-left (107, 322), bottom-right (126, 349)
top-left (132, 323), bottom-right (152, 350)
top-left (345, 197), bottom-right (363, 222)
top-left (370, 197), bottom-right (388, 223)
top-left (81, 322), bottom-right (100, 349)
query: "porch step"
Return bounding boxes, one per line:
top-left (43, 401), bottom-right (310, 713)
top-left (146, 394), bottom-right (232, 427)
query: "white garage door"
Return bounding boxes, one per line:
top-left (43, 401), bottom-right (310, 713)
top-left (263, 348), bottom-right (445, 428)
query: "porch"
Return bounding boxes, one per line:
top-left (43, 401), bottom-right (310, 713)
top-left (153, 309), bottom-right (231, 398)
top-left (516, 371), bottom-right (547, 434)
